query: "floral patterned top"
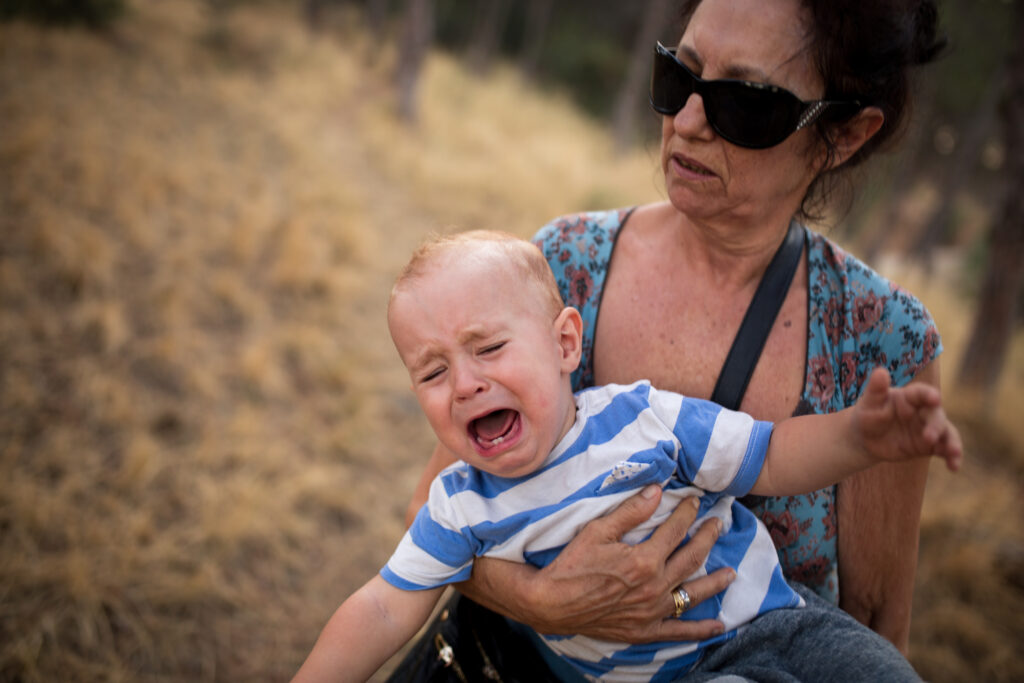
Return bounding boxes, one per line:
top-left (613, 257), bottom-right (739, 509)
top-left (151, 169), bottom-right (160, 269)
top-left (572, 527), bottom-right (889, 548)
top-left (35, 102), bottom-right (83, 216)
top-left (532, 208), bottom-right (943, 604)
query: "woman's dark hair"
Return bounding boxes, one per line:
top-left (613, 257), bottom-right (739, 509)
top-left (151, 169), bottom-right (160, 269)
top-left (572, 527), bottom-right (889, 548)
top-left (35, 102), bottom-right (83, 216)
top-left (675, 0), bottom-right (946, 221)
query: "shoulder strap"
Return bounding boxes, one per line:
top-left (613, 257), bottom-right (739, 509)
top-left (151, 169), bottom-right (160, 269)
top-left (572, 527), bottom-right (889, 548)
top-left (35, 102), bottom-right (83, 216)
top-left (710, 221), bottom-right (806, 411)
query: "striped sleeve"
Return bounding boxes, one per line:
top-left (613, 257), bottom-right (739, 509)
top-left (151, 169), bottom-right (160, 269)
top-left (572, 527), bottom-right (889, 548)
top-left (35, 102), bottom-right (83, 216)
top-left (649, 387), bottom-right (773, 497)
top-left (380, 480), bottom-right (477, 590)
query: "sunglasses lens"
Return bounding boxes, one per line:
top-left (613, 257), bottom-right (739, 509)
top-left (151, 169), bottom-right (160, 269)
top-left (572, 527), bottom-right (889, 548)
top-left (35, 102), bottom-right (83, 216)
top-left (650, 45), bottom-right (808, 149)
top-left (650, 48), bottom-right (693, 115)
top-left (703, 82), bottom-right (804, 149)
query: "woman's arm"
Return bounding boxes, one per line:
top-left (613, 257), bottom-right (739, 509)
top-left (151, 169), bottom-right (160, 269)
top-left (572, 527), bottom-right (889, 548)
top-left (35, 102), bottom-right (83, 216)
top-left (836, 359), bottom-right (942, 653)
top-left (404, 445), bottom-right (735, 643)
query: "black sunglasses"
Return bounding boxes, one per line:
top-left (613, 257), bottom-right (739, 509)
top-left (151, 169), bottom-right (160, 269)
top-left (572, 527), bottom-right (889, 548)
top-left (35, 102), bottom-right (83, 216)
top-left (650, 42), bottom-right (861, 149)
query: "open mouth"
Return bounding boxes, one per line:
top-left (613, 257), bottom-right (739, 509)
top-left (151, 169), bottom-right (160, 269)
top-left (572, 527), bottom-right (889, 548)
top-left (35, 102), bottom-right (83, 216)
top-left (469, 409), bottom-right (521, 450)
top-left (673, 155), bottom-right (715, 176)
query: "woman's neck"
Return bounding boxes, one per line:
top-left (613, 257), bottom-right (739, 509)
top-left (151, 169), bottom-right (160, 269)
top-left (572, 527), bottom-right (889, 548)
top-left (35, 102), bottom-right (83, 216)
top-left (649, 202), bottom-right (796, 292)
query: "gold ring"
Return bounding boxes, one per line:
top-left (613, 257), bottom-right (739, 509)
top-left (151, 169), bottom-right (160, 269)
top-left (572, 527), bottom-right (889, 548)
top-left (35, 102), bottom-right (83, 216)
top-left (671, 586), bottom-right (692, 618)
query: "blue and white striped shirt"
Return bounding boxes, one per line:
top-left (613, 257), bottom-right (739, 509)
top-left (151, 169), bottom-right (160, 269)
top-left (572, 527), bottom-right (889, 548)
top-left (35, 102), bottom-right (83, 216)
top-left (382, 381), bottom-right (803, 681)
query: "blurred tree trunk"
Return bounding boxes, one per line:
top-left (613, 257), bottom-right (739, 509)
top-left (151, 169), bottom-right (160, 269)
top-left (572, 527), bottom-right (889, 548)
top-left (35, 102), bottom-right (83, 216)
top-left (203, 0), bottom-right (233, 46)
top-left (304, 0), bottom-right (324, 31)
top-left (467, 0), bottom-right (512, 76)
top-left (858, 0), bottom-right (962, 259)
top-left (910, 75), bottom-right (1001, 265)
top-left (612, 0), bottom-right (672, 152)
top-left (858, 74), bottom-right (937, 262)
top-left (518, 0), bottom-right (553, 80)
top-left (957, 1), bottom-right (1024, 395)
top-left (395, 0), bottom-right (434, 122)
top-left (367, 0), bottom-right (390, 38)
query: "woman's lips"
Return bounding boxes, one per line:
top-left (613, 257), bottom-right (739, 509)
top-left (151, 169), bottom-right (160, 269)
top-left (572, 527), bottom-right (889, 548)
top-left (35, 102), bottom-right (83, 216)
top-left (670, 153), bottom-right (716, 179)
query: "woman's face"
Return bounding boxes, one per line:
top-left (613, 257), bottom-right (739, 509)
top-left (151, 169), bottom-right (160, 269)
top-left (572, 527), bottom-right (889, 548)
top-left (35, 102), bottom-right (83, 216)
top-left (660, 0), bottom-right (826, 227)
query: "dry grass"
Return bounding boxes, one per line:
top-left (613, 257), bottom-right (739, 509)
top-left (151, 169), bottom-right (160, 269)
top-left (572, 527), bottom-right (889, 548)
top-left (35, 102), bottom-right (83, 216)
top-left (867, 261), bottom-right (1024, 681)
top-left (357, 49), bottom-right (665, 235)
top-left (0, 1), bottom-right (1020, 681)
top-left (0, 3), bottom-right (410, 680)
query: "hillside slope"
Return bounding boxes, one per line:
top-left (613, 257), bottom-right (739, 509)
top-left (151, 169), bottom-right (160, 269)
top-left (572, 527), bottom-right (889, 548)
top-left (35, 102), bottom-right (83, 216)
top-left (0, 2), bottom-right (1020, 681)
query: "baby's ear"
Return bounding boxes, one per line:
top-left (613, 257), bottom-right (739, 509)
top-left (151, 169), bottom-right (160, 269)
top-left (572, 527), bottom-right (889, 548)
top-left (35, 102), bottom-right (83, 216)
top-left (555, 307), bottom-right (583, 373)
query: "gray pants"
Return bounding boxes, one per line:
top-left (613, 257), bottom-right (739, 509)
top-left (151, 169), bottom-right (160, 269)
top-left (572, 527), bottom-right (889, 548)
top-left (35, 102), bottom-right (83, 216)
top-left (683, 582), bottom-right (922, 682)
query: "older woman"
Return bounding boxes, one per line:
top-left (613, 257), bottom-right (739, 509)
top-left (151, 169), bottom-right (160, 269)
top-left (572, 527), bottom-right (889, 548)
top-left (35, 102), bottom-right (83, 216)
top-left (395, 0), bottom-right (944, 677)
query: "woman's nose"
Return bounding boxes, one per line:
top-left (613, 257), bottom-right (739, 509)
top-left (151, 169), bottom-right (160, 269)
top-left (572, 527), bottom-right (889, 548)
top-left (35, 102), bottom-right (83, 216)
top-left (673, 92), bottom-right (714, 139)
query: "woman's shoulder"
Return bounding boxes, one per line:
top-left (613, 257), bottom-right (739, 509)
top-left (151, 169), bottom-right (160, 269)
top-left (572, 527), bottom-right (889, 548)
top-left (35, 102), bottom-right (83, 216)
top-left (804, 229), bottom-right (942, 398)
top-left (531, 207), bottom-right (634, 254)
top-left (531, 207), bottom-right (633, 309)
top-left (806, 230), bottom-right (935, 324)
top-left (806, 230), bottom-right (886, 287)
top-left (532, 207), bottom-right (636, 392)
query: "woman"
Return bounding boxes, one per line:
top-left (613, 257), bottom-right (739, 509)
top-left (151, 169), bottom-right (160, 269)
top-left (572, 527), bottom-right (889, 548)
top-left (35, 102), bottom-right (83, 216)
top-left (396, 0), bottom-right (945, 676)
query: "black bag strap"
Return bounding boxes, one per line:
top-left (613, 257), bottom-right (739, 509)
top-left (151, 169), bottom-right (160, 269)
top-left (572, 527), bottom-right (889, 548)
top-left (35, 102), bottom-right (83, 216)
top-left (710, 220), bottom-right (805, 411)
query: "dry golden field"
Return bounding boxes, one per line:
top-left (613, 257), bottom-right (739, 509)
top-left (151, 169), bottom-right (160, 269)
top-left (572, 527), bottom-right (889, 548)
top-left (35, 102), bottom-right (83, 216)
top-left (1, 2), bottom-right (1021, 681)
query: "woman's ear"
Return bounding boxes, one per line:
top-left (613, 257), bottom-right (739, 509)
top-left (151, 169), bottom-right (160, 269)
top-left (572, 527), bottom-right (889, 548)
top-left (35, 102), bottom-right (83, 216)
top-left (554, 307), bottom-right (583, 374)
top-left (826, 105), bottom-right (885, 170)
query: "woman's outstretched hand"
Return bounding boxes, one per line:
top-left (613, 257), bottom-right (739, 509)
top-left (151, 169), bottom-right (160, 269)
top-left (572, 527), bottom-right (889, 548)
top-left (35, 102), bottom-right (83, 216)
top-left (462, 486), bottom-right (734, 643)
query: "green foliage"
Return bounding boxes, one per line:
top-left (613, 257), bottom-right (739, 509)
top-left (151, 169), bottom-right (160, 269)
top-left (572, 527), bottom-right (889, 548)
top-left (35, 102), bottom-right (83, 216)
top-left (931, 0), bottom-right (1015, 120)
top-left (536, 18), bottom-right (629, 118)
top-left (0, 0), bottom-right (125, 28)
top-left (431, 0), bottom-right (644, 119)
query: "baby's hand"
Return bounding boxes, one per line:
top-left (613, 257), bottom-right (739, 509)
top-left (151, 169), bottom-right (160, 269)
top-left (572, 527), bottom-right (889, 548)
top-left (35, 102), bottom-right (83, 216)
top-left (853, 367), bottom-right (963, 471)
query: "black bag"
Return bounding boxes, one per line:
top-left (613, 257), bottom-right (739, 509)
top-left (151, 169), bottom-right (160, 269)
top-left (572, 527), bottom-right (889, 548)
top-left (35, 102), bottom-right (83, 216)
top-left (385, 222), bottom-right (806, 682)
top-left (384, 592), bottom-right (563, 683)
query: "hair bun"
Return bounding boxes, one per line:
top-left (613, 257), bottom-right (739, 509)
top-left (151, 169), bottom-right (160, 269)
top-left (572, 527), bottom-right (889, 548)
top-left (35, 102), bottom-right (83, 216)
top-left (910, 0), bottom-right (946, 65)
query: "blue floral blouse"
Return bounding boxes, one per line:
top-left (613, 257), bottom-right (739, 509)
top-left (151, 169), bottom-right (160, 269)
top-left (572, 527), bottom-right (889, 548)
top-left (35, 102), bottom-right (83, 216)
top-left (532, 208), bottom-right (943, 603)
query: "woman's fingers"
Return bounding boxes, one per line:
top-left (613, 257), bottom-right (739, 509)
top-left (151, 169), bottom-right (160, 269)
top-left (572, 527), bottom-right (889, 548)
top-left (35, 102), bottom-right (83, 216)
top-left (588, 484), bottom-right (665, 543)
top-left (646, 495), bottom-right (700, 553)
top-left (501, 492), bottom-right (734, 643)
top-left (664, 513), bottom-right (721, 582)
top-left (659, 515), bottom-right (734, 630)
top-left (653, 617), bottom-right (727, 642)
top-left (517, 486), bottom-right (672, 633)
top-left (663, 566), bottom-right (735, 619)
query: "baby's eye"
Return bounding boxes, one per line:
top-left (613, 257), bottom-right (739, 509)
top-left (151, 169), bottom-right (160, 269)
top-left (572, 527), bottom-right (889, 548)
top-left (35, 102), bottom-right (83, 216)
top-left (420, 367), bottom-right (445, 383)
top-left (480, 342), bottom-right (506, 355)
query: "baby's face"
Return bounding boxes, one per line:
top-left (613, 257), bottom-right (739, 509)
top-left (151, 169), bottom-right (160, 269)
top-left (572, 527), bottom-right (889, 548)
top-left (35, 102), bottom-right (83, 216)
top-left (388, 256), bottom-right (578, 478)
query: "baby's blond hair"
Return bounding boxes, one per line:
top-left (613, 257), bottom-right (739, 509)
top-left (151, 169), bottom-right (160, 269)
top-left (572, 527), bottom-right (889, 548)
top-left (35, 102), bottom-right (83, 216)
top-left (389, 230), bottom-right (564, 319)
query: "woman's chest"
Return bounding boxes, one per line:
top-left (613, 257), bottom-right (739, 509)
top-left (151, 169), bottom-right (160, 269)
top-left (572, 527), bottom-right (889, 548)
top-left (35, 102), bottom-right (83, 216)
top-left (592, 257), bottom-right (809, 422)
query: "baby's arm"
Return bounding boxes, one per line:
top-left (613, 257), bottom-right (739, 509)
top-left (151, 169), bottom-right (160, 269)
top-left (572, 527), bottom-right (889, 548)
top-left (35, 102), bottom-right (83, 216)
top-left (749, 367), bottom-right (962, 496)
top-left (292, 575), bottom-right (444, 683)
